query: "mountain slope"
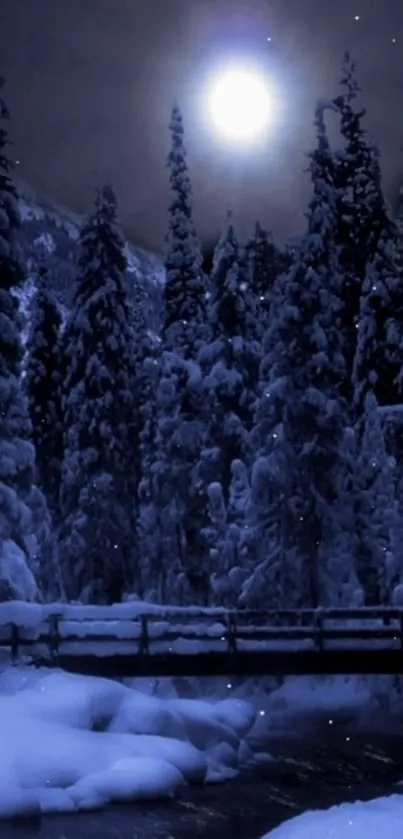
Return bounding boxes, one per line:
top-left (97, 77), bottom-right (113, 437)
top-left (14, 180), bottom-right (165, 337)
top-left (16, 178), bottom-right (165, 285)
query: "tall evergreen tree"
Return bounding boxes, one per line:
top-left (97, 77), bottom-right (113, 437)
top-left (137, 355), bottom-right (164, 600)
top-left (248, 103), bottom-right (353, 608)
top-left (134, 283), bottom-right (163, 599)
top-left (335, 52), bottom-right (389, 276)
top-left (137, 104), bottom-right (212, 604)
top-left (186, 215), bottom-right (261, 603)
top-left (25, 257), bottom-right (63, 510)
top-left (206, 459), bottom-right (250, 605)
top-left (0, 77), bottom-right (40, 592)
top-left (334, 52), bottom-right (399, 399)
top-left (139, 349), bottom-right (210, 604)
top-left (0, 79), bottom-right (23, 291)
top-left (163, 103), bottom-right (207, 355)
top-left (352, 236), bottom-right (403, 411)
top-left (0, 81), bottom-right (50, 599)
top-left (59, 185), bottom-right (138, 603)
top-left (199, 213), bottom-right (260, 499)
top-left (354, 392), bottom-right (403, 604)
top-left (207, 214), bottom-right (255, 343)
top-left (245, 221), bottom-right (286, 336)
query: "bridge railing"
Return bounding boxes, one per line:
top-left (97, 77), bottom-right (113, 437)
top-left (1, 606), bottom-right (403, 664)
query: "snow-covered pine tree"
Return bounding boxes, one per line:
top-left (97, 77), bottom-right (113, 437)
top-left (0, 78), bottom-right (40, 599)
top-left (137, 105), bottom-right (212, 604)
top-left (208, 213), bottom-right (253, 342)
top-left (205, 481), bottom-right (238, 607)
top-left (138, 349), bottom-right (209, 604)
top-left (199, 213), bottom-right (260, 500)
top-left (126, 277), bottom-right (160, 520)
top-left (136, 328), bottom-right (166, 602)
top-left (236, 449), bottom-right (284, 609)
top-left (354, 392), bottom-right (403, 604)
top-left (336, 54), bottom-right (403, 413)
top-left (193, 216), bottom-right (261, 597)
top-left (136, 372), bottom-right (164, 601)
top-left (352, 235), bottom-right (403, 411)
top-left (335, 53), bottom-right (389, 271)
top-left (204, 460), bottom-right (250, 606)
top-left (0, 79), bottom-right (23, 291)
top-left (334, 53), bottom-right (396, 393)
top-left (245, 221), bottom-right (285, 337)
top-left (246, 102), bottom-right (353, 609)
top-left (26, 482), bottom-right (65, 602)
top-left (163, 103), bottom-right (207, 355)
top-left (389, 187), bottom-right (403, 391)
top-left (25, 257), bottom-right (63, 511)
top-left (59, 185), bottom-right (139, 604)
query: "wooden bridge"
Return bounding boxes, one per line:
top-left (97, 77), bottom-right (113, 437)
top-left (1, 605), bottom-right (403, 677)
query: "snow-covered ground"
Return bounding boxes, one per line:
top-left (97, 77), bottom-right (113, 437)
top-left (262, 795), bottom-right (403, 838)
top-left (0, 666), bottom-right (271, 819)
top-left (0, 634), bottom-right (399, 824)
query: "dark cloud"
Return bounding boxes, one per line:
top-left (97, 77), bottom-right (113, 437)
top-left (1, 0), bottom-right (403, 251)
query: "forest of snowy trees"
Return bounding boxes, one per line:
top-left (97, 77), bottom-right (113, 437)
top-left (2, 54), bottom-right (403, 610)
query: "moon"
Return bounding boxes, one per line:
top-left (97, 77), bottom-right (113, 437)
top-left (208, 66), bottom-right (273, 145)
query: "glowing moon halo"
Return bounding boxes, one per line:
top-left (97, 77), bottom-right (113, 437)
top-left (208, 67), bottom-right (272, 145)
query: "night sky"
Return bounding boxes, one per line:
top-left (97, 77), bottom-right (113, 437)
top-left (1, 0), bottom-right (402, 253)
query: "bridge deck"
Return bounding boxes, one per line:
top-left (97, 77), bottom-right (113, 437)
top-left (49, 647), bottom-right (403, 679)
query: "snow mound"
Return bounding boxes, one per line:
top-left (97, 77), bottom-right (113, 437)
top-left (261, 675), bottom-right (370, 719)
top-left (66, 757), bottom-right (183, 810)
top-left (0, 668), bottom-right (257, 818)
top-left (262, 795), bottom-right (403, 838)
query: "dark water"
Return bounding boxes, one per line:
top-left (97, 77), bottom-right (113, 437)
top-left (3, 711), bottom-right (403, 839)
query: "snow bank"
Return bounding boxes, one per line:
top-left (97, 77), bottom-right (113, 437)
top-left (239, 675), bottom-right (372, 738)
top-left (0, 668), bottom-right (259, 818)
top-left (265, 675), bottom-right (370, 715)
top-left (262, 795), bottom-right (403, 838)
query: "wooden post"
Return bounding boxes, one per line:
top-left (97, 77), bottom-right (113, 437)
top-left (140, 616), bottom-right (149, 655)
top-left (226, 613), bottom-right (237, 655)
top-left (314, 608), bottom-right (324, 652)
top-left (10, 624), bottom-right (19, 664)
top-left (48, 614), bottom-right (60, 664)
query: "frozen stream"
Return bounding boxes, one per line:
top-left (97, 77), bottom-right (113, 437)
top-left (6, 709), bottom-right (403, 839)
